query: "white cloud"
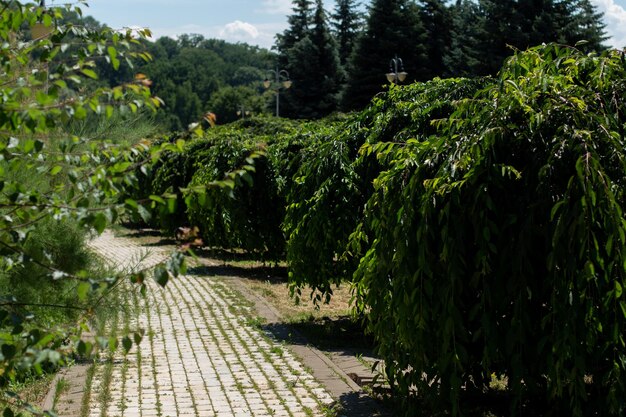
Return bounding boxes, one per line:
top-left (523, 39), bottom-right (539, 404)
top-left (148, 21), bottom-right (286, 50)
top-left (593, 0), bottom-right (626, 48)
top-left (220, 20), bottom-right (260, 40)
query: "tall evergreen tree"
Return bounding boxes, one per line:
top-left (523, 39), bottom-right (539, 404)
top-left (570, 0), bottom-right (608, 50)
top-left (275, 0), bottom-right (314, 68)
top-left (331, 0), bottom-right (363, 67)
top-left (282, 0), bottom-right (343, 118)
top-left (471, 0), bottom-right (526, 75)
top-left (341, 0), bottom-right (427, 110)
top-left (449, 0), bottom-right (608, 76)
top-left (444, 0), bottom-right (483, 76)
top-left (419, 0), bottom-right (454, 78)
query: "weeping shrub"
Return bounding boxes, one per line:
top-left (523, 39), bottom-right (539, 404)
top-left (283, 77), bottom-right (486, 301)
top-left (354, 44), bottom-right (626, 416)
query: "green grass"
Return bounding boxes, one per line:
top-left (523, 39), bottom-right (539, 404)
top-left (52, 377), bottom-right (70, 412)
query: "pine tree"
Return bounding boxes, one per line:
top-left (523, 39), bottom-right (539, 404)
top-left (444, 0), bottom-right (483, 77)
top-left (419, 0), bottom-right (453, 79)
top-left (281, 0), bottom-right (343, 118)
top-left (471, 0), bottom-right (526, 75)
top-left (331, 0), bottom-right (363, 67)
top-left (569, 0), bottom-right (608, 51)
top-left (275, 0), bottom-right (314, 67)
top-left (449, 0), bottom-right (608, 77)
top-left (341, 0), bottom-right (427, 110)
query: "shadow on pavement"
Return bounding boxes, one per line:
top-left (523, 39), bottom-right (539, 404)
top-left (336, 391), bottom-right (391, 417)
top-left (185, 264), bottom-right (287, 282)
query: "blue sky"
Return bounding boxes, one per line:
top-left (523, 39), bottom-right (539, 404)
top-left (74, 0), bottom-right (626, 50)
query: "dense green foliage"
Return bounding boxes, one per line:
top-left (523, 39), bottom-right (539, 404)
top-left (143, 44), bottom-right (626, 416)
top-left (276, 0), bottom-right (344, 119)
top-left (284, 77), bottom-right (486, 301)
top-left (131, 117), bottom-right (324, 259)
top-left (341, 0), bottom-right (427, 110)
top-left (446, 0), bottom-right (608, 77)
top-left (330, 0), bottom-right (362, 67)
top-left (139, 37), bottom-right (273, 129)
top-left (354, 44), bottom-right (626, 416)
top-left (0, 3), bottom-right (199, 414)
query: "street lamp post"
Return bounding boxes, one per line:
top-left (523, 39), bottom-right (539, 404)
top-left (386, 55), bottom-right (408, 84)
top-left (264, 68), bottom-right (292, 117)
top-left (237, 105), bottom-right (251, 119)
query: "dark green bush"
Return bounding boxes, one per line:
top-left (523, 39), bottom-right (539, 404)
top-left (0, 218), bottom-right (93, 326)
top-left (354, 45), bottom-right (626, 416)
top-left (186, 137), bottom-right (285, 257)
top-left (283, 77), bottom-right (487, 301)
top-left (140, 118), bottom-right (330, 259)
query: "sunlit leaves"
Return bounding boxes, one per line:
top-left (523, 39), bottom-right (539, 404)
top-left (352, 45), bottom-right (626, 416)
top-left (0, 2), bottom-right (182, 415)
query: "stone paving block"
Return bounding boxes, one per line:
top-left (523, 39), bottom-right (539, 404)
top-left (84, 231), bottom-right (335, 417)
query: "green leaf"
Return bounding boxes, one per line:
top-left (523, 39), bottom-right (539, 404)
top-left (1, 343), bottom-right (16, 360)
top-left (137, 205), bottom-right (151, 223)
top-left (153, 265), bottom-right (169, 287)
top-left (122, 336), bottom-right (132, 353)
top-left (616, 281), bottom-right (623, 299)
top-left (81, 69), bottom-right (98, 80)
top-left (77, 282), bottom-right (90, 301)
top-left (92, 213), bottom-right (107, 234)
top-left (167, 197), bottom-right (176, 214)
top-left (107, 46), bottom-right (120, 70)
top-left (108, 337), bottom-right (118, 352)
top-left (50, 166), bottom-right (63, 176)
top-left (149, 195), bottom-right (166, 205)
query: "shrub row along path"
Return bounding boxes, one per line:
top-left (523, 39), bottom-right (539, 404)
top-left (69, 230), bottom-right (337, 417)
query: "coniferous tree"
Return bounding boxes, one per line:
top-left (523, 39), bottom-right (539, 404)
top-left (282, 0), bottom-right (343, 118)
top-left (331, 0), bottom-right (363, 67)
top-left (472, 0), bottom-right (526, 75)
top-left (448, 0), bottom-right (607, 77)
top-left (342, 0), bottom-right (427, 111)
top-left (444, 0), bottom-right (483, 76)
top-left (419, 0), bottom-right (453, 79)
top-left (275, 0), bottom-right (314, 68)
top-left (570, 0), bottom-right (608, 50)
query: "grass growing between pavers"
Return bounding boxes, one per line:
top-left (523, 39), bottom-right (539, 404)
top-left (79, 230), bottom-right (344, 417)
top-left (176, 272), bottom-right (335, 416)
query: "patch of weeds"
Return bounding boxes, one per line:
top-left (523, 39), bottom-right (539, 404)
top-left (269, 346), bottom-right (284, 357)
top-left (6, 372), bottom-right (56, 415)
top-left (80, 363), bottom-right (96, 417)
top-left (260, 287), bottom-right (275, 298)
top-left (246, 316), bottom-right (266, 329)
top-left (52, 377), bottom-right (70, 411)
top-left (321, 403), bottom-right (343, 417)
top-left (235, 381), bottom-right (245, 393)
top-left (488, 373), bottom-right (508, 391)
top-left (287, 315), bottom-right (373, 350)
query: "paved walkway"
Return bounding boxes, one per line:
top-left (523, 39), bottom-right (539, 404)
top-left (78, 231), bottom-right (335, 417)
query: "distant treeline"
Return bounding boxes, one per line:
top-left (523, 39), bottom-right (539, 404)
top-left (85, 0), bottom-right (607, 127)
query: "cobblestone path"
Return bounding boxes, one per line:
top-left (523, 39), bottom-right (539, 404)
top-left (85, 231), bottom-right (335, 417)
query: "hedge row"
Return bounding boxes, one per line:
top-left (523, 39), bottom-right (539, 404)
top-left (132, 45), bottom-right (626, 416)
